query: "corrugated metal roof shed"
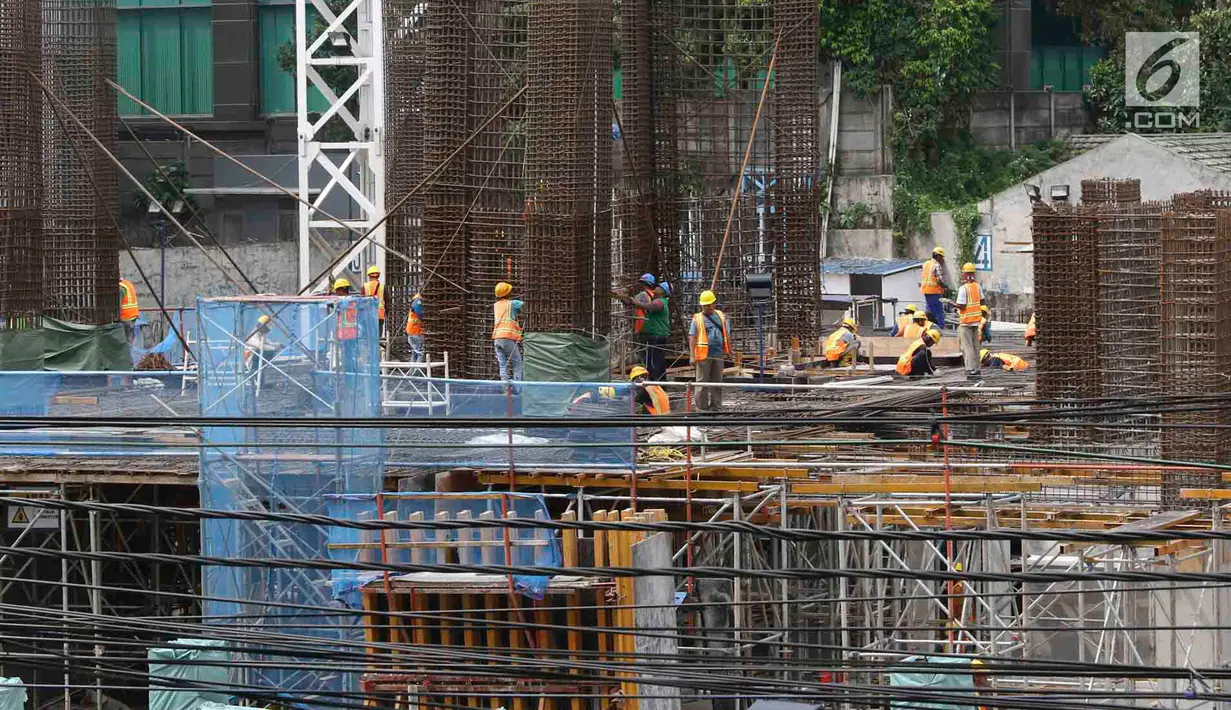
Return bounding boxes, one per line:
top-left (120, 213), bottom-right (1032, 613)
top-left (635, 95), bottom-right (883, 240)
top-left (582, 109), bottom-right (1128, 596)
top-left (1067, 133), bottom-right (1231, 174)
top-left (821, 257), bottom-right (924, 276)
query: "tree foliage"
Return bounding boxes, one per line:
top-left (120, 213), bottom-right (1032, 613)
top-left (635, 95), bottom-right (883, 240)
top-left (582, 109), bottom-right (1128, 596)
top-left (1082, 5), bottom-right (1231, 133)
top-left (1051, 0), bottom-right (1202, 50)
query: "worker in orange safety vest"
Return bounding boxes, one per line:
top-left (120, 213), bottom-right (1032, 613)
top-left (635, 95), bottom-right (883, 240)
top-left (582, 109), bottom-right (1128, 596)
top-left (119, 278), bottom-right (141, 345)
top-left (629, 366), bottom-right (670, 415)
top-left (920, 246), bottom-right (949, 327)
top-left (1025, 313), bottom-right (1037, 346)
top-left (955, 262), bottom-right (982, 377)
top-left (824, 317), bottom-right (861, 366)
top-left (981, 349), bottom-right (1029, 371)
top-left (902, 310), bottom-right (936, 341)
top-left (362, 265), bottom-right (385, 333)
top-left (689, 290), bottom-right (729, 411)
top-left (404, 292), bottom-right (424, 362)
top-left (896, 328), bottom-right (940, 378)
top-left (889, 304), bottom-right (918, 337)
top-left (492, 282), bottom-right (524, 383)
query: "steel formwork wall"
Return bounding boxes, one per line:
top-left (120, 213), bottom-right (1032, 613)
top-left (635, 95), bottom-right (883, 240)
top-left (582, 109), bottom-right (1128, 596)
top-left (772, 0), bottom-right (820, 346)
top-left (0, 0), bottom-right (43, 333)
top-left (420, 0), bottom-right (471, 370)
top-left (1159, 211), bottom-right (1231, 504)
top-left (523, 0), bottom-right (612, 335)
top-left (41, 0), bottom-right (119, 325)
top-left (384, 0), bottom-right (426, 361)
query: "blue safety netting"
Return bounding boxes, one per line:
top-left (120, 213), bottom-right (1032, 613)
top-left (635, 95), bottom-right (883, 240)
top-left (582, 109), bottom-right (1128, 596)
top-left (382, 377), bottom-right (637, 468)
top-left (325, 492), bottom-right (562, 601)
top-left (196, 296), bottom-right (383, 696)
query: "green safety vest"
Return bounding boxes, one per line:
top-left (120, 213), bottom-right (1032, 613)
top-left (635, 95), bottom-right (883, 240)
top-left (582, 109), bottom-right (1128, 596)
top-left (643, 296), bottom-right (670, 337)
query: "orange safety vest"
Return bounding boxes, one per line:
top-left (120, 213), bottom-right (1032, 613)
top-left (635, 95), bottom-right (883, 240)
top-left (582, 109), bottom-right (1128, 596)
top-left (405, 307), bottom-right (423, 336)
top-left (896, 339), bottom-right (927, 376)
top-left (903, 321), bottom-right (930, 340)
top-left (119, 279), bottom-right (139, 322)
top-left (362, 280), bottom-right (385, 320)
top-left (824, 329), bottom-right (854, 362)
top-left (992, 352), bottom-right (1029, 371)
top-left (644, 385), bottom-right (670, 416)
top-left (895, 315), bottom-right (911, 335)
top-left (492, 298), bottom-right (523, 341)
top-left (633, 287), bottom-right (653, 335)
top-left (336, 301), bottom-right (358, 341)
top-left (959, 282), bottom-right (982, 325)
top-left (1025, 314), bottom-right (1037, 342)
top-left (691, 310), bottom-right (729, 361)
top-left (920, 259), bottom-right (944, 295)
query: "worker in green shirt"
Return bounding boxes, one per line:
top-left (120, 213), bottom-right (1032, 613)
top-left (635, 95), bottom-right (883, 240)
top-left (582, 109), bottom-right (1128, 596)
top-left (616, 281), bottom-right (671, 380)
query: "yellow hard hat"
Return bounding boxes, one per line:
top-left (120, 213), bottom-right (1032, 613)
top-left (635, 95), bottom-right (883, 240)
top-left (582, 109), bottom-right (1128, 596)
top-left (333, 278), bottom-right (351, 291)
top-left (258, 315), bottom-right (271, 326)
top-left (962, 262), bottom-right (976, 273)
top-left (698, 290), bottom-right (717, 306)
top-left (980, 348), bottom-right (990, 362)
top-left (495, 282), bottom-right (512, 298)
top-left (904, 304), bottom-right (917, 314)
top-left (913, 311), bottom-right (927, 321)
top-left (933, 246), bottom-right (946, 257)
top-left (842, 317), bottom-right (856, 329)
top-left (925, 328), bottom-right (941, 343)
top-left (980, 304), bottom-right (989, 314)
top-left (954, 562), bottom-right (964, 572)
top-left (412, 292), bottom-right (422, 301)
top-left (366, 265), bottom-right (380, 276)
top-left (971, 658), bottom-right (985, 667)
top-left (629, 366), bottom-right (649, 380)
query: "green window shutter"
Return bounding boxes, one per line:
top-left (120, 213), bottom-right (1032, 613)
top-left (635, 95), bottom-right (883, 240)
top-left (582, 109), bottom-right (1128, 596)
top-left (117, 3), bottom-right (213, 116)
top-left (258, 3), bottom-right (331, 115)
top-left (181, 8), bottom-right (213, 113)
top-left (117, 13), bottom-right (143, 114)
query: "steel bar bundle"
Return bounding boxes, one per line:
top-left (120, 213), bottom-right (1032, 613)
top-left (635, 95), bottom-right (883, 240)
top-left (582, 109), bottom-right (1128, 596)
top-left (0, 0), bottom-right (43, 334)
top-left (1081, 178), bottom-right (1141, 205)
top-left (420, 0), bottom-right (471, 371)
top-left (384, 0), bottom-right (427, 360)
top-left (41, 0), bottom-right (119, 325)
top-left (463, 0), bottom-right (525, 378)
top-left (1094, 202), bottom-right (1166, 456)
top-left (1031, 204), bottom-right (1097, 447)
top-left (1159, 210), bottom-right (1231, 505)
top-left (523, 0), bottom-right (612, 334)
top-left (772, 0), bottom-right (820, 346)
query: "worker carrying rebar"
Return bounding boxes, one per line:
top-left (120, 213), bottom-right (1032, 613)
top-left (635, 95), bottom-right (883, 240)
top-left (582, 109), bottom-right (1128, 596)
top-left (613, 277), bottom-right (671, 381)
top-left (955, 262), bottom-right (982, 378)
top-left (919, 246), bottom-right (949, 327)
top-left (980, 349), bottom-right (1029, 371)
top-left (889, 304), bottom-right (918, 337)
top-left (405, 292), bottom-right (424, 363)
top-left (492, 282), bottom-right (524, 383)
top-left (689, 290), bottom-right (729, 412)
top-left (119, 278), bottom-right (140, 344)
top-left (896, 328), bottom-right (940, 377)
top-left (629, 366), bottom-right (670, 415)
top-left (824, 317), bottom-right (862, 366)
top-left (980, 305), bottom-right (992, 343)
top-left (1025, 312), bottom-right (1037, 346)
top-left (901, 310), bottom-right (935, 341)
top-left (362, 265), bottom-right (385, 333)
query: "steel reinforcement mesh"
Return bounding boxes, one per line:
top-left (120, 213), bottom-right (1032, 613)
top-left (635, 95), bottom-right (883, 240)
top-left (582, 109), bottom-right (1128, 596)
top-left (464, 0), bottom-right (525, 378)
top-left (1159, 211), bottom-right (1231, 504)
top-left (420, 0), bottom-right (470, 369)
top-left (1094, 202), bottom-right (1166, 455)
top-left (384, 0), bottom-right (426, 361)
top-left (1032, 204), bottom-right (1097, 448)
top-left (0, 0), bottom-right (43, 332)
top-left (1173, 190), bottom-right (1231, 210)
top-left (41, 0), bottom-right (119, 325)
top-left (1081, 178), bottom-right (1141, 205)
top-left (771, 0), bottom-right (820, 346)
top-left (523, 0), bottom-right (612, 334)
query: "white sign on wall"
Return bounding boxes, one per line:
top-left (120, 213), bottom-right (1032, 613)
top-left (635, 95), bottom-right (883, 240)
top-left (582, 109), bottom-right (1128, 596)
top-left (6, 504), bottom-right (57, 531)
top-left (974, 233), bottom-right (993, 272)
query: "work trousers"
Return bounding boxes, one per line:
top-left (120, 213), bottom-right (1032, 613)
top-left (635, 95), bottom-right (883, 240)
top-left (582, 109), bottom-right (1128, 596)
top-left (494, 338), bottom-right (523, 382)
top-left (644, 334), bottom-right (669, 381)
top-left (925, 294), bottom-right (946, 329)
top-left (694, 356), bottom-right (724, 411)
top-left (407, 335), bottom-right (424, 363)
top-left (958, 324), bottom-right (981, 375)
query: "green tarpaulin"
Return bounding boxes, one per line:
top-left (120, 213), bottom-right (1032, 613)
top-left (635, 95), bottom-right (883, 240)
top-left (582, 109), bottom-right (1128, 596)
top-left (148, 638), bottom-right (231, 710)
top-left (0, 330), bottom-right (44, 371)
top-left (522, 332), bottom-right (611, 416)
top-left (888, 655), bottom-right (978, 710)
top-left (0, 678), bottom-right (26, 710)
top-left (42, 317), bottom-right (131, 371)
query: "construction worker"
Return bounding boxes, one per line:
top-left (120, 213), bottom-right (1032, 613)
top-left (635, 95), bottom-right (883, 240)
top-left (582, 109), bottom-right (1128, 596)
top-left (362, 265), bottom-right (385, 333)
top-left (333, 277), bottom-right (359, 340)
top-left (689, 290), bottom-right (729, 411)
top-left (920, 246), bottom-right (949, 327)
top-left (629, 366), bottom-right (670, 416)
top-left (244, 314), bottom-right (276, 370)
top-left (1025, 312), bottom-right (1037, 346)
top-left (333, 277), bottom-right (353, 296)
top-left (896, 328), bottom-right (941, 378)
top-left (405, 293), bottom-right (424, 362)
top-left (119, 278), bottom-right (140, 345)
top-left (889, 304), bottom-right (918, 337)
top-left (980, 349), bottom-right (1029, 371)
top-left (614, 277), bottom-right (670, 380)
top-left (901, 310), bottom-right (932, 340)
top-left (824, 318), bottom-right (861, 366)
top-left (492, 282), bottom-right (524, 383)
top-left (980, 305), bottom-right (992, 343)
top-left (955, 262), bottom-right (982, 378)
top-left (633, 273), bottom-right (656, 359)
